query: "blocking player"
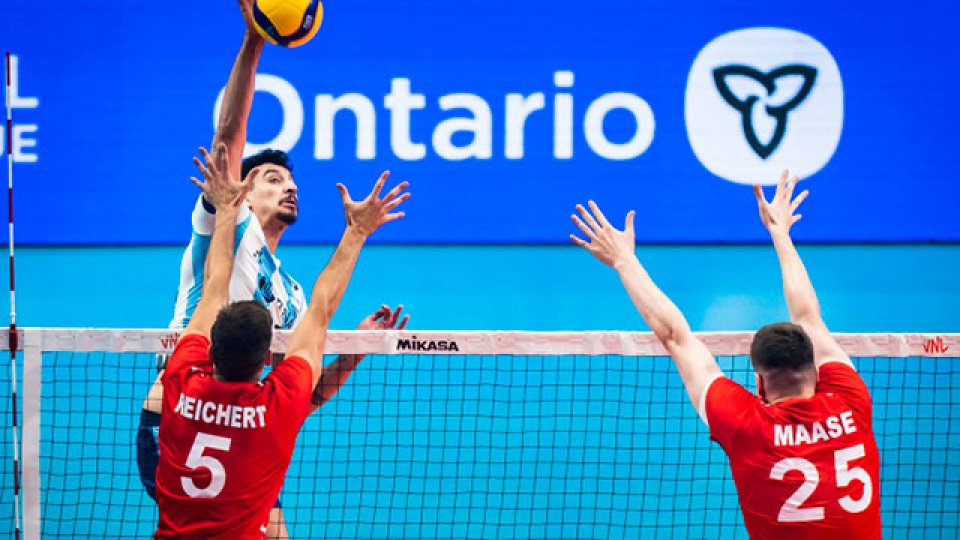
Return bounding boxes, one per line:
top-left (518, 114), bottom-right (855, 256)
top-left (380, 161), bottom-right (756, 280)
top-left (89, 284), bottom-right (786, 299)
top-left (155, 144), bottom-right (409, 539)
top-left (570, 171), bottom-right (881, 539)
top-left (137, 1), bottom-right (407, 537)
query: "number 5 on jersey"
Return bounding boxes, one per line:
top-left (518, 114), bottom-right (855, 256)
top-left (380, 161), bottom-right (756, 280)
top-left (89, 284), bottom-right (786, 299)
top-left (182, 432), bottom-right (232, 498)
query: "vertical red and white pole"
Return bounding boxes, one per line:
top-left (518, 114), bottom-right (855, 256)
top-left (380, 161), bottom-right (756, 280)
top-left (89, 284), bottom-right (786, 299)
top-left (6, 50), bottom-right (22, 540)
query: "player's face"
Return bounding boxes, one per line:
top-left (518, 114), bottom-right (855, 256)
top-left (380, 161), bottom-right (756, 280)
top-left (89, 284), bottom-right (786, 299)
top-left (246, 166), bottom-right (298, 226)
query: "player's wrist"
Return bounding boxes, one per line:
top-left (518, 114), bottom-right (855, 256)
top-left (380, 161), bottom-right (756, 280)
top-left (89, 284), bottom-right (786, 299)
top-left (612, 255), bottom-right (640, 273)
top-left (768, 228), bottom-right (793, 243)
top-left (344, 223), bottom-right (372, 241)
top-left (243, 28), bottom-right (266, 48)
top-left (200, 195), bottom-right (217, 215)
top-left (212, 202), bottom-right (241, 217)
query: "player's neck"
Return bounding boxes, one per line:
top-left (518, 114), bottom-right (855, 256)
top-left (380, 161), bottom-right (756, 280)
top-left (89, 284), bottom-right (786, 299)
top-left (764, 384), bottom-right (816, 404)
top-left (212, 370), bottom-right (262, 384)
top-left (261, 221), bottom-right (287, 254)
top-left (760, 369), bottom-right (817, 404)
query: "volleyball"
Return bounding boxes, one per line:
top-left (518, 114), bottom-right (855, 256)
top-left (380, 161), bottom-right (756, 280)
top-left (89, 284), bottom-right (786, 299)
top-left (252, 0), bottom-right (323, 48)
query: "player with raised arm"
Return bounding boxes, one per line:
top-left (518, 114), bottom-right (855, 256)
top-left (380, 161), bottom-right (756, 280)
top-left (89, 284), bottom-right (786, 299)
top-left (136, 2), bottom-right (406, 536)
top-left (155, 145), bottom-right (409, 539)
top-left (570, 171), bottom-right (880, 539)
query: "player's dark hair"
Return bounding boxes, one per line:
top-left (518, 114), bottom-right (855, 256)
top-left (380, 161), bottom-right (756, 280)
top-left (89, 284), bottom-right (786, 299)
top-left (750, 322), bottom-right (815, 373)
top-left (241, 149), bottom-right (293, 183)
top-left (209, 301), bottom-right (273, 382)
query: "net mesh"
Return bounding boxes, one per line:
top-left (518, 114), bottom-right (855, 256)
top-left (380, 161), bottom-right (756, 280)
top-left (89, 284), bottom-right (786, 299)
top-left (1, 354), bottom-right (21, 539)
top-left (4, 330), bottom-right (960, 538)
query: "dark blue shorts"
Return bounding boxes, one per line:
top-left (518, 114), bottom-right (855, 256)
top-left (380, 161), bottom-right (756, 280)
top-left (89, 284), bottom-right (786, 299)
top-left (136, 409), bottom-right (281, 508)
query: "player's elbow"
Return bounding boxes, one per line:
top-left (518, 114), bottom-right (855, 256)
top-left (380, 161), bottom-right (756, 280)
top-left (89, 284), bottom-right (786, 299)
top-left (304, 301), bottom-right (333, 330)
top-left (654, 320), bottom-right (690, 351)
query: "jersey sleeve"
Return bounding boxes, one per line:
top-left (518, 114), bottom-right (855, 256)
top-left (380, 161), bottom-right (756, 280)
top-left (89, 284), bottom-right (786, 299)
top-left (704, 377), bottom-right (761, 450)
top-left (265, 356), bottom-right (314, 424)
top-left (817, 362), bottom-right (873, 426)
top-left (165, 333), bottom-right (211, 375)
top-left (191, 194), bottom-right (252, 235)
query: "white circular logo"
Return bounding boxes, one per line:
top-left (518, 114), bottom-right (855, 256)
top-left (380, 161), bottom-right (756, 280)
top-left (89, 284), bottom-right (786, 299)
top-left (685, 27), bottom-right (844, 185)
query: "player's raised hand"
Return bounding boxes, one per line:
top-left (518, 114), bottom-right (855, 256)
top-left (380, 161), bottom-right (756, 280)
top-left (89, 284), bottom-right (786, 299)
top-left (754, 170), bottom-right (808, 238)
top-left (570, 201), bottom-right (637, 268)
top-left (357, 304), bottom-right (409, 331)
top-left (237, 0), bottom-right (261, 38)
top-left (337, 171), bottom-right (411, 237)
top-left (190, 143), bottom-right (250, 210)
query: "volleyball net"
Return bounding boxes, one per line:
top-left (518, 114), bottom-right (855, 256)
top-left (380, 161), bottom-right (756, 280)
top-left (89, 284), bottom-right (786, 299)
top-left (2, 329), bottom-right (958, 538)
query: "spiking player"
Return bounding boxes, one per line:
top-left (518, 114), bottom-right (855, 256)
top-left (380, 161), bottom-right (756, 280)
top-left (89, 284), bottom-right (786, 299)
top-left (136, 1), bottom-right (407, 537)
top-left (155, 144), bottom-right (409, 539)
top-left (571, 171), bottom-right (881, 539)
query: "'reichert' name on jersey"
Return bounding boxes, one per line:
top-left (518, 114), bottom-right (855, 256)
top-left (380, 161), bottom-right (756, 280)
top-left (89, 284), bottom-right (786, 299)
top-left (174, 392), bottom-right (267, 429)
top-left (773, 410), bottom-right (857, 447)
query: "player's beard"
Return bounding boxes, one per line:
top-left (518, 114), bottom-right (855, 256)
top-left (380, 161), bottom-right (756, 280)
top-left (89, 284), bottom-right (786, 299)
top-left (278, 199), bottom-right (298, 224)
top-left (278, 209), bottom-right (297, 225)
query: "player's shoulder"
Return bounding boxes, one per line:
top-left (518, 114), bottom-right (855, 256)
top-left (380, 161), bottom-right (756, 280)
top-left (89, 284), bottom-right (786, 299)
top-left (169, 332), bottom-right (210, 364)
top-left (267, 355), bottom-right (313, 385)
top-left (818, 358), bottom-right (858, 374)
top-left (703, 377), bottom-right (762, 424)
top-left (817, 360), bottom-right (868, 390)
top-left (707, 376), bottom-right (758, 403)
top-left (174, 332), bottom-right (210, 350)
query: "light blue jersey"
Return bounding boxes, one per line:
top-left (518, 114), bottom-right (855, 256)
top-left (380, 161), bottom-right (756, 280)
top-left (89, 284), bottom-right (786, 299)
top-left (169, 196), bottom-right (307, 330)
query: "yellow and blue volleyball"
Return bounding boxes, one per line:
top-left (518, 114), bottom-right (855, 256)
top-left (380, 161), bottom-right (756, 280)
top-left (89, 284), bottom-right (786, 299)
top-left (252, 0), bottom-right (323, 48)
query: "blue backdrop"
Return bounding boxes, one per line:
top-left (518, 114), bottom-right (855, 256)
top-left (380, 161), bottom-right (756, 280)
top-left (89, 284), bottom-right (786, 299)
top-left (3, 0), bottom-right (958, 244)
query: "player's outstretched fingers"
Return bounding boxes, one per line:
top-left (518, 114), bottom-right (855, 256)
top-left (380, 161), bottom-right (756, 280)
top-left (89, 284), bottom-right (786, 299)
top-left (336, 183), bottom-right (352, 205)
top-left (791, 190), bottom-right (809, 213)
top-left (384, 192), bottom-right (411, 212)
top-left (576, 204), bottom-right (601, 232)
top-left (214, 142), bottom-right (230, 174)
top-left (370, 171), bottom-right (390, 200)
top-left (389, 305), bottom-right (404, 327)
top-left (624, 210), bottom-right (636, 233)
top-left (587, 200), bottom-right (611, 228)
top-left (569, 233), bottom-right (590, 249)
top-left (192, 156), bottom-right (210, 180)
top-left (571, 213), bottom-right (595, 240)
top-left (382, 181), bottom-right (410, 204)
top-left (198, 147), bottom-right (214, 168)
top-left (775, 169), bottom-right (789, 199)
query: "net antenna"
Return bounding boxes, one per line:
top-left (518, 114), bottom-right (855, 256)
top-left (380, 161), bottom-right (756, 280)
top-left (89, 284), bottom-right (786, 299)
top-left (5, 50), bottom-right (22, 540)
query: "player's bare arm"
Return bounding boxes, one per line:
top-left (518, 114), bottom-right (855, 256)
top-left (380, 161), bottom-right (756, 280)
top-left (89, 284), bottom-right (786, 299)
top-left (754, 170), bottom-right (853, 369)
top-left (287, 172), bottom-right (411, 386)
top-left (183, 144), bottom-right (251, 339)
top-left (309, 304), bottom-right (409, 412)
top-left (211, 0), bottom-right (265, 177)
top-left (570, 200), bottom-right (723, 412)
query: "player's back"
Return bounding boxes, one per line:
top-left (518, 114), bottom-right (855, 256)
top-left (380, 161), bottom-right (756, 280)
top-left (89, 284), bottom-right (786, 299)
top-left (155, 334), bottom-right (313, 539)
top-left (705, 362), bottom-right (881, 539)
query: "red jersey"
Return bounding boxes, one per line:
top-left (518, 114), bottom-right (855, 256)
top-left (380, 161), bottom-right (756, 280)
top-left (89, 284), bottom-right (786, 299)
top-left (155, 333), bottom-right (313, 539)
top-left (705, 362), bottom-right (881, 539)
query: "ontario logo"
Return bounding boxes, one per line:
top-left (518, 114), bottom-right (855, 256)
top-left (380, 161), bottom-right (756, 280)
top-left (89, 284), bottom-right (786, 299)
top-left (395, 335), bottom-right (460, 352)
top-left (685, 28), bottom-right (844, 185)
